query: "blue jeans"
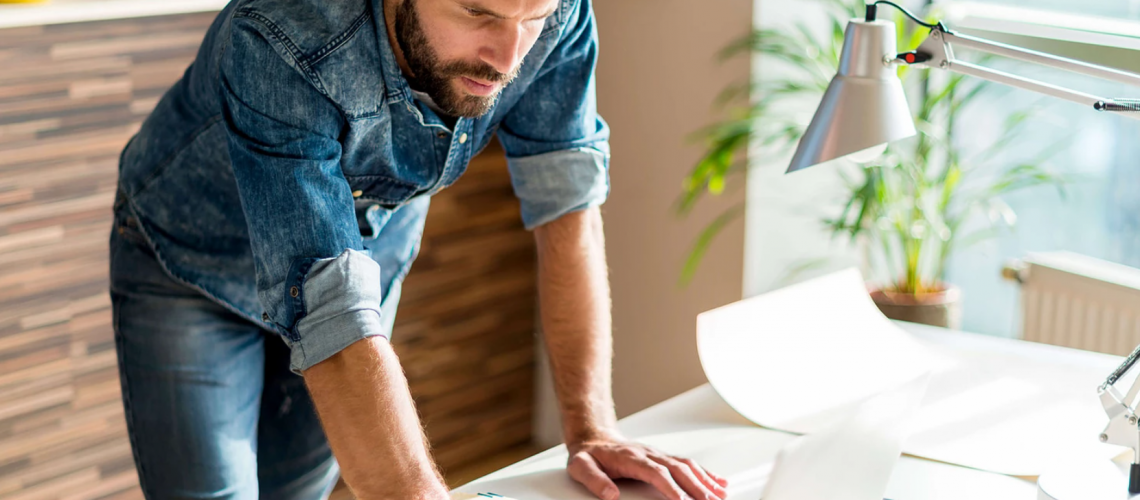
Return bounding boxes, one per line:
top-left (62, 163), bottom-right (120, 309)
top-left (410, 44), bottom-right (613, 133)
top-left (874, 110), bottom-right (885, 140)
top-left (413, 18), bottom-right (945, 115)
top-left (110, 198), bottom-right (340, 500)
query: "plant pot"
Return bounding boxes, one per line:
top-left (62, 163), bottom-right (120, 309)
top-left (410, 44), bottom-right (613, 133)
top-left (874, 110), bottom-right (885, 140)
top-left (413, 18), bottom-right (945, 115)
top-left (869, 285), bottom-right (962, 330)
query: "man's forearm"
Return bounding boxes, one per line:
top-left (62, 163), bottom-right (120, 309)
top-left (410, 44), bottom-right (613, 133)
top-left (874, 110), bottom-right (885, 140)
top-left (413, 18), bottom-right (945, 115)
top-left (534, 206), bottom-right (619, 444)
top-left (304, 336), bottom-right (448, 500)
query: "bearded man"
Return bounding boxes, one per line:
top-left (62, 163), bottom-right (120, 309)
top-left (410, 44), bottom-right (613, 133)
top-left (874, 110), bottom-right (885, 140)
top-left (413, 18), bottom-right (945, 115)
top-left (109, 0), bottom-right (729, 499)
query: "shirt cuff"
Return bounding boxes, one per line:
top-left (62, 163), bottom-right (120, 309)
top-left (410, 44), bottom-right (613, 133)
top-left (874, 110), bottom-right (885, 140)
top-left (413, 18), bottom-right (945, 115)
top-left (506, 145), bottom-right (610, 230)
top-left (288, 248), bottom-right (394, 373)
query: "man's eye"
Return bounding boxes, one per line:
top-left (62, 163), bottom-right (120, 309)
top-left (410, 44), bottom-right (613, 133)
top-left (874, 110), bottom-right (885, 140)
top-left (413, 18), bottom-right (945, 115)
top-left (464, 8), bottom-right (485, 17)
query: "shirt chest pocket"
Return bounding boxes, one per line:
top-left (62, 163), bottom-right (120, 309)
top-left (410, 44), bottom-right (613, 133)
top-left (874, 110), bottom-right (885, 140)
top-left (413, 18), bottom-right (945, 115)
top-left (346, 175), bottom-right (423, 240)
top-left (345, 174), bottom-right (421, 208)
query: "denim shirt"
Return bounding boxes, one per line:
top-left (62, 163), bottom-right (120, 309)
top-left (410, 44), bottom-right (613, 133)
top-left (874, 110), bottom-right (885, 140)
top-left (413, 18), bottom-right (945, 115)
top-left (116, 0), bottom-right (610, 373)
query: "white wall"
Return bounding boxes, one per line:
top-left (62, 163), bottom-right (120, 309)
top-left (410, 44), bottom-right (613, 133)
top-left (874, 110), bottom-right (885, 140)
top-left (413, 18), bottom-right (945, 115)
top-left (744, 0), bottom-right (861, 299)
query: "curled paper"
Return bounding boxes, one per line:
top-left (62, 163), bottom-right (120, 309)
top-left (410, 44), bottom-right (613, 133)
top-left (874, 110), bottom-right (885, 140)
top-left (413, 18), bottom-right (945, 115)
top-left (698, 268), bottom-right (1124, 476)
top-left (697, 268), bottom-right (935, 434)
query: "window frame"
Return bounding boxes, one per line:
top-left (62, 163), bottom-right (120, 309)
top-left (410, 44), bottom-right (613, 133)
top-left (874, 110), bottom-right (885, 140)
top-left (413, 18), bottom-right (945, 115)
top-left (938, 1), bottom-right (1140, 51)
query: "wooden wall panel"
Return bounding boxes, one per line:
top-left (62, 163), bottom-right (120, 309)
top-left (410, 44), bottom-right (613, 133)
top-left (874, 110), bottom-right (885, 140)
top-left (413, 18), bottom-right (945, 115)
top-left (0, 12), bottom-right (535, 499)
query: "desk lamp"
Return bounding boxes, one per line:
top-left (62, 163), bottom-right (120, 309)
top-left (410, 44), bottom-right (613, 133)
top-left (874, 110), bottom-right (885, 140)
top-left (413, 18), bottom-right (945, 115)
top-left (787, 1), bottom-right (1140, 497)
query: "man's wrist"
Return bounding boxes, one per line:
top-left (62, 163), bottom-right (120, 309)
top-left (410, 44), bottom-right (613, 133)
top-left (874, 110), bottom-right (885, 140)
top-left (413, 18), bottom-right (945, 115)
top-left (359, 475), bottom-right (449, 500)
top-left (560, 399), bottom-right (620, 443)
top-left (563, 419), bottom-right (622, 450)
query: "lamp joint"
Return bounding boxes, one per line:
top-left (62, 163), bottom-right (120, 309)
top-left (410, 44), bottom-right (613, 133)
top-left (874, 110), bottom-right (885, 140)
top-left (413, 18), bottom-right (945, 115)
top-left (896, 51), bottom-right (932, 65)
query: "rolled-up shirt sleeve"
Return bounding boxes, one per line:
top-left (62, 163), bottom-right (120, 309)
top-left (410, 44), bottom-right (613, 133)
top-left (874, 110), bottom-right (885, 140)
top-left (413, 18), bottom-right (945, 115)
top-left (221, 16), bottom-right (386, 373)
top-left (496, 0), bottom-right (610, 230)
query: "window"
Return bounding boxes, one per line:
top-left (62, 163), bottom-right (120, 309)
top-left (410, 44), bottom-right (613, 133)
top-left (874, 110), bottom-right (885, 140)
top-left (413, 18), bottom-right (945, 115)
top-left (939, 2), bottom-right (1140, 336)
top-left (976, 0), bottom-right (1140, 19)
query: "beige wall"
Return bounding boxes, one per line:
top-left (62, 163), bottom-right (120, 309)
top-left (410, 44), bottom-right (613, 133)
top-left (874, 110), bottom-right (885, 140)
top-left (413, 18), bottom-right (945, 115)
top-left (533, 0), bottom-right (752, 447)
top-left (595, 0), bottom-right (751, 417)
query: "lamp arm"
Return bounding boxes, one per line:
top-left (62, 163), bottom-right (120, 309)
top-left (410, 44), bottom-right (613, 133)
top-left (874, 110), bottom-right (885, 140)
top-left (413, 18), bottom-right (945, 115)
top-left (947, 59), bottom-right (1104, 109)
top-left (945, 31), bottom-right (1140, 88)
top-left (901, 26), bottom-right (1140, 116)
top-left (1099, 342), bottom-right (1140, 493)
top-left (1106, 344), bottom-right (1140, 390)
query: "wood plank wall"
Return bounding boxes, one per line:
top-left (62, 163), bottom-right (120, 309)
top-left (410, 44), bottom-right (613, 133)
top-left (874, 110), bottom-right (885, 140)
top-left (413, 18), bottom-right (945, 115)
top-left (0, 12), bottom-right (536, 499)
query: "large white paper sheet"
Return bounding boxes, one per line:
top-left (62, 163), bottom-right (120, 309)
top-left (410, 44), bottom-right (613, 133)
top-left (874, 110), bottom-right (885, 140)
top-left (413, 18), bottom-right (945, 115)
top-left (697, 268), bottom-right (1125, 476)
top-left (453, 388), bottom-right (801, 500)
top-left (453, 386), bottom-right (1039, 500)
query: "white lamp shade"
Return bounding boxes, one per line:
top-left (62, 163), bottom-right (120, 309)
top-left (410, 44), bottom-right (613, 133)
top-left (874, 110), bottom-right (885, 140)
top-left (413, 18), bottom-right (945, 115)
top-left (787, 19), bottom-right (916, 173)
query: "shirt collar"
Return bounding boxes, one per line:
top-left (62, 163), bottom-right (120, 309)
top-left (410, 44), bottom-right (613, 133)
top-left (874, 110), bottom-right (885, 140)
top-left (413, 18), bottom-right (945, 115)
top-left (373, 0), bottom-right (414, 103)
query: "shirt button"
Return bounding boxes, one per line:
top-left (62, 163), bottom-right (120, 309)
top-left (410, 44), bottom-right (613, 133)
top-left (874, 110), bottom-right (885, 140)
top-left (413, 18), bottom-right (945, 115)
top-left (262, 312), bottom-right (270, 322)
top-left (352, 190), bottom-right (363, 198)
top-left (437, 131), bottom-right (448, 139)
top-left (290, 286), bottom-right (300, 298)
top-left (458, 133), bottom-right (468, 144)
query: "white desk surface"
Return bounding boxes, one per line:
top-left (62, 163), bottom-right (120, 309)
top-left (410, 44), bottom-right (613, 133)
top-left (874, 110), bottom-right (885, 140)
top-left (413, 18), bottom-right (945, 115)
top-left (0, 0), bottom-right (228, 30)
top-left (455, 323), bottom-right (1124, 499)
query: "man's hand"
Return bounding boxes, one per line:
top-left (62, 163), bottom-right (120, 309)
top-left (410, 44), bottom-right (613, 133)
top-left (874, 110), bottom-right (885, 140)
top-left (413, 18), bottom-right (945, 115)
top-left (566, 434), bottom-right (729, 500)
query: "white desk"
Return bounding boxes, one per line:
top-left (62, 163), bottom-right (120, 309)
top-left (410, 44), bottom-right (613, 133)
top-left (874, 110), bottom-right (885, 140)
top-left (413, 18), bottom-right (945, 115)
top-left (454, 323), bottom-right (1124, 499)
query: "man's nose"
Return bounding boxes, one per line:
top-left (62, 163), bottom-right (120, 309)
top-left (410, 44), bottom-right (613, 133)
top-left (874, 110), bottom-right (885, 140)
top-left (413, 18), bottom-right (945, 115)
top-left (480, 23), bottom-right (524, 77)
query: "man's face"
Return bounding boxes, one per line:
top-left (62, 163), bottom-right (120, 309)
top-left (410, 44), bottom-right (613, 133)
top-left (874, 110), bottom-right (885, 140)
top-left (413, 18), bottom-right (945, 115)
top-left (394, 0), bottom-right (557, 117)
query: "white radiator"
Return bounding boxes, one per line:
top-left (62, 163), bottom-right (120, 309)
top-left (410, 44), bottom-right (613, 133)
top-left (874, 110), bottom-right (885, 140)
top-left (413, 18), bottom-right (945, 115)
top-left (1005, 251), bottom-right (1140, 356)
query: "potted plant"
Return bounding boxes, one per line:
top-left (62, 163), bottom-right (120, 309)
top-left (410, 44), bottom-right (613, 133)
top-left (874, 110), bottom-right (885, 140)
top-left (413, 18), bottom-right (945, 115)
top-left (678, 0), bottom-right (1068, 329)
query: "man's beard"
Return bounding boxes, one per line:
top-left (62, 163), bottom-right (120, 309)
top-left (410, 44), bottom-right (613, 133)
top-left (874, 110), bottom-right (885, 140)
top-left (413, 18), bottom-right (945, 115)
top-left (394, 0), bottom-right (520, 118)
